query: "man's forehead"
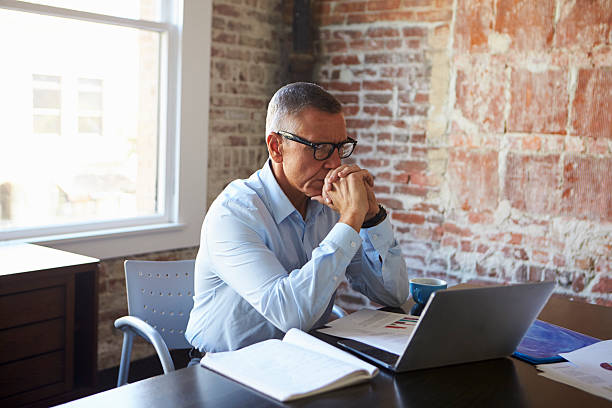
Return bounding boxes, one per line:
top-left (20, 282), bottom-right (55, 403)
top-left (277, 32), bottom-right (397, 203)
top-left (290, 109), bottom-right (347, 142)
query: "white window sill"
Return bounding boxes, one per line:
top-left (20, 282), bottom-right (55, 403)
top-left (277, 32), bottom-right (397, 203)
top-left (2, 221), bottom-right (201, 259)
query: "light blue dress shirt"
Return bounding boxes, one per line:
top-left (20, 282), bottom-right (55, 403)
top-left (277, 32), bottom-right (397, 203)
top-left (185, 160), bottom-right (409, 352)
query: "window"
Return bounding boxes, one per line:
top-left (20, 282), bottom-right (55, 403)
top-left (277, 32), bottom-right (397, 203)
top-left (32, 74), bottom-right (62, 134)
top-left (0, 1), bottom-right (211, 258)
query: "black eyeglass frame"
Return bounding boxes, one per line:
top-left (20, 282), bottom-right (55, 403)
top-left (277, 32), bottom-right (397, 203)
top-left (275, 130), bottom-right (357, 161)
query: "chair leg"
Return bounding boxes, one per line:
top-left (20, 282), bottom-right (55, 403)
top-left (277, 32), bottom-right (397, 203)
top-left (117, 331), bottom-right (134, 387)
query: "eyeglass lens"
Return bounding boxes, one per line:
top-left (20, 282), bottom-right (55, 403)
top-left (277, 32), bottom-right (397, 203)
top-left (314, 142), bottom-right (354, 160)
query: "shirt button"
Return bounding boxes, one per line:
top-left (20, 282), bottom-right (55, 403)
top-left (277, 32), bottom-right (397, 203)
top-left (350, 241), bottom-right (356, 248)
top-left (333, 276), bottom-right (338, 282)
top-left (373, 234), bottom-right (378, 240)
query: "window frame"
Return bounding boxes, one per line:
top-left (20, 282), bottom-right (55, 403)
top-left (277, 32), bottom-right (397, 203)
top-left (0, 0), bottom-right (210, 259)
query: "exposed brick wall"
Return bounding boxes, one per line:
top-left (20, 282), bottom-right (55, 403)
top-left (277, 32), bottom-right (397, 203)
top-left (313, 0), bottom-right (612, 307)
top-left (207, 0), bottom-right (290, 204)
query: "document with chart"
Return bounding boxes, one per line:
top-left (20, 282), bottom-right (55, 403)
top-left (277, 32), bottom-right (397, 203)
top-left (317, 309), bottom-right (418, 355)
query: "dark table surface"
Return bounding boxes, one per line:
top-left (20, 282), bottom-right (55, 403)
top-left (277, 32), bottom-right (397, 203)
top-left (60, 288), bottom-right (612, 408)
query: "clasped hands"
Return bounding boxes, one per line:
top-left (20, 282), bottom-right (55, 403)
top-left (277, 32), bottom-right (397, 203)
top-left (312, 164), bottom-right (379, 232)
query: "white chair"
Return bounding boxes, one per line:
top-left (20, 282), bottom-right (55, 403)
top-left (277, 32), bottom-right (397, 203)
top-left (114, 260), bottom-right (195, 387)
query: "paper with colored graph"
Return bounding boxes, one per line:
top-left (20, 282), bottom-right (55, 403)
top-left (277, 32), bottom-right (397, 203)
top-left (317, 309), bottom-right (418, 355)
top-left (537, 340), bottom-right (612, 401)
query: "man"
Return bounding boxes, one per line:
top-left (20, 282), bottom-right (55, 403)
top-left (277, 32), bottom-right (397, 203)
top-left (185, 82), bottom-right (409, 352)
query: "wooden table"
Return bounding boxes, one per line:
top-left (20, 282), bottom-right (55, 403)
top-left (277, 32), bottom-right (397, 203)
top-left (0, 243), bottom-right (99, 407)
top-left (59, 286), bottom-right (611, 408)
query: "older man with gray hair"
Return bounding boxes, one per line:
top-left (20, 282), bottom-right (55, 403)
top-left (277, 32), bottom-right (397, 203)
top-left (186, 82), bottom-right (409, 354)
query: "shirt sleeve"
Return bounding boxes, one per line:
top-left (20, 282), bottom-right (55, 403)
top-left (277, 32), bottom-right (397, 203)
top-left (204, 209), bottom-right (361, 333)
top-left (344, 217), bottom-right (410, 307)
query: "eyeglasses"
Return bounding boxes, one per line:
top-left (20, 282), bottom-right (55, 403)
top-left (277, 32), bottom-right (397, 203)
top-left (275, 130), bottom-right (357, 161)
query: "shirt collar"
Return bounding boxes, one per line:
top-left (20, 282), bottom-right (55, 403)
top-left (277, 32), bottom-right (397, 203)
top-left (260, 159), bottom-right (325, 224)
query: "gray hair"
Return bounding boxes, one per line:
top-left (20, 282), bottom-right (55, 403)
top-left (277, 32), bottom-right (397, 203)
top-left (265, 82), bottom-right (342, 136)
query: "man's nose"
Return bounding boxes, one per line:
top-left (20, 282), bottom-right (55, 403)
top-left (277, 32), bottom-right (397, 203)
top-left (324, 148), bottom-right (342, 168)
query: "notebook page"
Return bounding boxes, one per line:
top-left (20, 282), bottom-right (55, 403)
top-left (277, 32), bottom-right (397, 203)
top-left (201, 338), bottom-right (372, 401)
top-left (283, 328), bottom-right (379, 376)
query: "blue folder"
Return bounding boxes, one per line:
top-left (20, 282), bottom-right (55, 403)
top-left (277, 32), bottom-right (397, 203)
top-left (513, 319), bottom-right (600, 364)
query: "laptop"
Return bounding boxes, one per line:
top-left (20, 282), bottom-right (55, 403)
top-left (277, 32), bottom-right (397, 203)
top-left (337, 281), bottom-right (555, 372)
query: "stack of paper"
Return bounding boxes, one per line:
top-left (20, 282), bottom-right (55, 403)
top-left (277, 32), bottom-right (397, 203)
top-left (537, 340), bottom-right (612, 401)
top-left (317, 309), bottom-right (418, 355)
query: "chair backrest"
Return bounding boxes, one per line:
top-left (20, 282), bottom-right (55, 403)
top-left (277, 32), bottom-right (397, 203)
top-left (124, 260), bottom-right (195, 350)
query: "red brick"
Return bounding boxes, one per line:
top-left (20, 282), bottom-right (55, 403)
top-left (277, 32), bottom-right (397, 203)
top-left (572, 69), bottom-right (612, 139)
top-left (212, 31), bottom-right (237, 44)
top-left (379, 198), bottom-right (403, 209)
top-left (331, 55), bottom-right (361, 65)
top-left (415, 9), bottom-right (452, 22)
top-left (455, 59), bottom-right (506, 133)
top-left (441, 236), bottom-right (459, 248)
top-left (495, 0), bottom-right (555, 51)
top-left (363, 106), bottom-right (393, 117)
top-left (333, 2), bottom-right (367, 14)
top-left (394, 160), bottom-right (427, 173)
top-left (324, 40), bottom-right (348, 53)
top-left (392, 212), bottom-right (425, 224)
top-left (364, 93), bottom-right (392, 104)
top-left (313, 2), bottom-right (331, 16)
top-left (343, 105), bottom-right (360, 116)
top-left (447, 150), bottom-right (499, 211)
top-left (347, 11), bottom-right (415, 24)
top-left (561, 155), bottom-right (612, 220)
top-left (360, 158), bottom-right (390, 167)
top-left (592, 275), bottom-right (612, 294)
top-left (393, 185), bottom-right (428, 196)
top-left (460, 240), bottom-right (472, 252)
top-left (404, 0), bottom-right (434, 6)
top-left (348, 39), bottom-right (386, 51)
top-left (468, 211), bottom-right (494, 224)
top-left (336, 94), bottom-right (360, 104)
top-left (508, 69), bottom-right (568, 134)
top-left (476, 243), bottom-right (489, 254)
top-left (363, 80), bottom-right (394, 91)
top-left (213, 3), bottom-right (241, 18)
top-left (324, 81), bottom-right (361, 92)
top-left (385, 38), bottom-right (404, 49)
top-left (346, 119), bottom-right (375, 129)
top-left (442, 222), bottom-right (471, 237)
top-left (503, 153), bottom-right (559, 214)
top-left (411, 133), bottom-right (426, 144)
top-left (367, 0), bottom-right (401, 11)
top-left (402, 27), bottom-right (427, 37)
top-left (366, 27), bottom-right (400, 38)
top-left (453, 0), bottom-right (494, 52)
top-left (553, 253), bottom-right (566, 267)
top-left (555, 0), bottom-right (612, 49)
top-left (377, 145), bottom-right (410, 155)
top-left (318, 14), bottom-right (346, 25)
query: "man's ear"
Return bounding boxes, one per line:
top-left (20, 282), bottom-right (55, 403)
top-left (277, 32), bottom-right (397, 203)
top-left (266, 132), bottom-right (283, 163)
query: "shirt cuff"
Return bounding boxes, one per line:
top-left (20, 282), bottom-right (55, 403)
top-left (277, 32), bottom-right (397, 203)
top-left (361, 216), bottom-right (393, 247)
top-left (324, 222), bottom-right (362, 261)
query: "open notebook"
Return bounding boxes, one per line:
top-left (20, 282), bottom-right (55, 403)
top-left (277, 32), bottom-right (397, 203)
top-left (200, 328), bottom-right (378, 402)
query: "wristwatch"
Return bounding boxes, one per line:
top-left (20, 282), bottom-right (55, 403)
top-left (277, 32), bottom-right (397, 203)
top-left (361, 204), bottom-right (387, 228)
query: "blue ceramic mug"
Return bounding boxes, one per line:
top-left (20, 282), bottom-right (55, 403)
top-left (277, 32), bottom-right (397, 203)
top-left (409, 278), bottom-right (447, 315)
